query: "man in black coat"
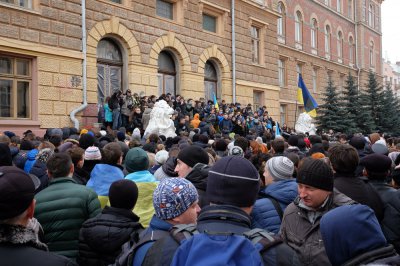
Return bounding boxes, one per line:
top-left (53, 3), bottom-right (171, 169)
top-left (77, 179), bottom-right (143, 266)
top-left (329, 144), bottom-right (384, 221)
top-left (361, 153), bottom-right (400, 253)
top-left (0, 166), bottom-right (75, 266)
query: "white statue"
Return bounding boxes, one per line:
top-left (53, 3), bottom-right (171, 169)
top-left (144, 100), bottom-right (177, 139)
top-left (295, 112), bottom-right (317, 135)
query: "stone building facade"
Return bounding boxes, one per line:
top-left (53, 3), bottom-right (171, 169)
top-left (0, 0), bottom-right (383, 134)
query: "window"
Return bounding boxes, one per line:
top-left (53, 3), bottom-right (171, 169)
top-left (253, 91), bottom-right (263, 112)
top-left (278, 59), bottom-right (286, 87)
top-left (0, 0), bottom-right (32, 8)
top-left (295, 11), bottom-right (303, 45)
top-left (311, 19), bottom-right (318, 49)
top-left (251, 26), bottom-right (260, 64)
top-left (348, 0), bottom-right (353, 19)
top-left (156, 0), bottom-right (173, 20)
top-left (312, 67), bottom-right (318, 93)
top-left (296, 63), bottom-right (303, 80)
top-left (337, 0), bottom-right (341, 13)
top-left (368, 4), bottom-right (374, 27)
top-left (370, 41), bottom-right (374, 67)
top-left (97, 38), bottom-right (123, 107)
top-left (325, 25), bottom-right (331, 56)
top-left (349, 36), bottom-right (354, 65)
top-left (204, 60), bottom-right (218, 101)
top-left (324, 0), bottom-right (330, 6)
top-left (339, 74), bottom-right (345, 93)
top-left (0, 55), bottom-right (31, 118)
top-left (337, 31), bottom-right (343, 60)
top-left (203, 14), bottom-right (217, 33)
top-left (158, 50), bottom-right (177, 95)
top-left (280, 104), bottom-right (287, 125)
top-left (277, 2), bottom-right (286, 39)
top-left (110, 0), bottom-right (121, 3)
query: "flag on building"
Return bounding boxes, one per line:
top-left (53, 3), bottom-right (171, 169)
top-left (297, 74), bottom-right (318, 117)
top-left (213, 92), bottom-right (219, 111)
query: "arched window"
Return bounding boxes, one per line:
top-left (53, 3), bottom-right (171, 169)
top-left (97, 38), bottom-right (123, 105)
top-left (311, 18), bottom-right (318, 49)
top-left (368, 4), bottom-right (374, 27)
top-left (349, 36), bottom-right (354, 64)
top-left (277, 2), bottom-right (285, 38)
top-left (369, 41), bottom-right (374, 67)
top-left (158, 50), bottom-right (176, 95)
top-left (337, 31), bottom-right (343, 59)
top-left (204, 60), bottom-right (218, 101)
top-left (295, 11), bottom-right (303, 44)
top-left (325, 25), bottom-right (331, 55)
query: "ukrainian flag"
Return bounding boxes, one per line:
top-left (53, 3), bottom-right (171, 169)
top-left (297, 74), bottom-right (318, 117)
top-left (275, 122), bottom-right (281, 136)
top-left (213, 92), bottom-right (219, 111)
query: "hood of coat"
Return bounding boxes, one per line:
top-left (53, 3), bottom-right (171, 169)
top-left (320, 204), bottom-right (387, 266)
top-left (262, 179), bottom-right (298, 205)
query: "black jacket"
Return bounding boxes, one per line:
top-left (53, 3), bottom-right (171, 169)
top-left (0, 224), bottom-right (75, 266)
top-left (334, 173), bottom-right (384, 221)
top-left (370, 180), bottom-right (400, 253)
top-left (77, 206), bottom-right (143, 266)
top-left (343, 245), bottom-right (400, 266)
top-left (185, 163), bottom-right (210, 208)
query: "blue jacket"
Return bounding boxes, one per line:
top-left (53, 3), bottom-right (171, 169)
top-left (86, 164), bottom-right (124, 197)
top-left (132, 215), bottom-right (173, 266)
top-left (251, 179), bottom-right (298, 233)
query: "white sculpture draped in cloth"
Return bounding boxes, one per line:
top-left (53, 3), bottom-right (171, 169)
top-left (295, 112), bottom-right (317, 135)
top-left (143, 100), bottom-right (177, 139)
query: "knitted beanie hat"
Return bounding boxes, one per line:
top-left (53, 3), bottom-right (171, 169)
top-left (155, 150), bottom-right (169, 165)
top-left (84, 146), bottom-right (102, 161)
top-left (267, 156), bottom-right (294, 181)
top-left (297, 158), bottom-right (334, 191)
top-left (153, 178), bottom-right (198, 220)
top-left (228, 146), bottom-right (244, 157)
top-left (177, 145), bottom-right (209, 167)
top-left (207, 156), bottom-right (260, 207)
top-left (109, 179), bottom-right (139, 210)
top-left (36, 148), bottom-right (54, 164)
top-left (125, 147), bottom-right (149, 173)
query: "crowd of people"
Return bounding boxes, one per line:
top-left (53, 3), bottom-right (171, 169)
top-left (1, 94), bottom-right (400, 265)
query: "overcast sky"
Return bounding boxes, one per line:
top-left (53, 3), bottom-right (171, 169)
top-left (382, 0), bottom-right (400, 63)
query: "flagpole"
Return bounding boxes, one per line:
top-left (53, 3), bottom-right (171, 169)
top-left (294, 100), bottom-right (298, 130)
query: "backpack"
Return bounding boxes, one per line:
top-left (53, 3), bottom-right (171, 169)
top-left (170, 224), bottom-right (283, 266)
top-left (112, 229), bottom-right (169, 266)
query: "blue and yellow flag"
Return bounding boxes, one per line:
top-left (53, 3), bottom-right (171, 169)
top-left (213, 92), bottom-right (219, 111)
top-left (297, 74), bottom-right (318, 117)
top-left (275, 122), bottom-right (281, 136)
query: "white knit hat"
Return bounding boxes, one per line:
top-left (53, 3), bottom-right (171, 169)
top-left (84, 146), bottom-right (102, 160)
top-left (155, 150), bottom-right (169, 165)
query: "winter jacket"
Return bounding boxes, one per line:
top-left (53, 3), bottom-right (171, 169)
top-left (334, 173), bottom-right (384, 221)
top-left (280, 190), bottom-right (355, 266)
top-left (284, 146), bottom-right (306, 159)
top-left (35, 177), bottom-right (101, 260)
top-left (185, 163), bottom-right (210, 208)
top-left (29, 160), bottom-right (49, 193)
top-left (0, 224), bottom-right (76, 266)
top-left (86, 164), bottom-right (125, 208)
top-left (154, 156), bottom-right (178, 180)
top-left (370, 180), bottom-right (400, 253)
top-left (132, 215), bottom-right (173, 266)
top-left (13, 149), bottom-right (30, 170)
top-left (24, 149), bottom-right (38, 173)
top-left (251, 179), bottom-right (298, 233)
top-left (219, 118), bottom-right (233, 134)
top-left (142, 107), bottom-right (152, 130)
top-left (320, 204), bottom-right (400, 266)
top-left (190, 113), bottom-right (201, 129)
top-left (77, 206), bottom-right (143, 266)
top-left (140, 205), bottom-right (301, 266)
top-left (72, 167), bottom-right (90, 185)
top-left (125, 171), bottom-right (158, 227)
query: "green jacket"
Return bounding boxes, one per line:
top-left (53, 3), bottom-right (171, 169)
top-left (35, 177), bottom-right (101, 260)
